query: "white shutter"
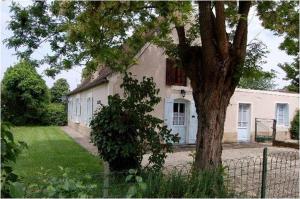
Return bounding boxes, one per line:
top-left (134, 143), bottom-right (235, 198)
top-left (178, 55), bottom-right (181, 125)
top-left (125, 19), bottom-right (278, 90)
top-left (189, 102), bottom-right (198, 144)
top-left (164, 98), bottom-right (174, 129)
top-left (284, 104), bottom-right (289, 126)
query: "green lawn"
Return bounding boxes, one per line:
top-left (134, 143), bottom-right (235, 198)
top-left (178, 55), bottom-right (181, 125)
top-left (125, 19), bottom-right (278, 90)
top-left (12, 126), bottom-right (103, 184)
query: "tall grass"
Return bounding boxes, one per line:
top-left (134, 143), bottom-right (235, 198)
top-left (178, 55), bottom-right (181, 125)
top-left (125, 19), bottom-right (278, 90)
top-left (139, 167), bottom-right (232, 198)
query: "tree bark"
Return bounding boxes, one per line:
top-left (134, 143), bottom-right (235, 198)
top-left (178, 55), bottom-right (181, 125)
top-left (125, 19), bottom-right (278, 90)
top-left (175, 1), bottom-right (251, 170)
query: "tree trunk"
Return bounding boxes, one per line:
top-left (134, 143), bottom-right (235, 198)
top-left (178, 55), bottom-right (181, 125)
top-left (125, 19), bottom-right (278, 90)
top-left (175, 1), bottom-right (251, 170)
top-left (193, 86), bottom-right (234, 170)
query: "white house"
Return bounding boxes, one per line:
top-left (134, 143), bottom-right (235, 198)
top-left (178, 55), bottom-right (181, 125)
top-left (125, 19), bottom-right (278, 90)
top-left (67, 43), bottom-right (299, 144)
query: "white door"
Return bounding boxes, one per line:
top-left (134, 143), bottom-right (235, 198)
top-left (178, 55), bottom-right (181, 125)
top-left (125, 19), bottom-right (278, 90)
top-left (238, 103), bottom-right (251, 142)
top-left (172, 102), bottom-right (187, 144)
top-left (188, 102), bottom-right (197, 144)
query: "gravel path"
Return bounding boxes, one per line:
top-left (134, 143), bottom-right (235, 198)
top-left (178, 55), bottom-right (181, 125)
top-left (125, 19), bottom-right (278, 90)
top-left (61, 126), bottom-right (298, 168)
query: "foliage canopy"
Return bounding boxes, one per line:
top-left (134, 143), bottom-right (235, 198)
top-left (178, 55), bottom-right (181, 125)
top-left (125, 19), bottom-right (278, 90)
top-left (239, 40), bottom-right (276, 90)
top-left (1, 61), bottom-right (49, 125)
top-left (257, 1), bottom-right (299, 92)
top-left (50, 78), bottom-right (70, 104)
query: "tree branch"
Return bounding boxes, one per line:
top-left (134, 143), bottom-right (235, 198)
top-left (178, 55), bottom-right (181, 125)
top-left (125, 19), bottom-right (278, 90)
top-left (215, 1), bottom-right (228, 60)
top-left (233, 1), bottom-right (251, 60)
top-left (175, 26), bottom-right (187, 47)
top-left (198, 1), bottom-right (217, 63)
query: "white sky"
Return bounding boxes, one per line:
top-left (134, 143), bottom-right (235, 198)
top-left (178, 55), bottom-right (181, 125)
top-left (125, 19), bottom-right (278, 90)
top-left (0, 1), bottom-right (293, 90)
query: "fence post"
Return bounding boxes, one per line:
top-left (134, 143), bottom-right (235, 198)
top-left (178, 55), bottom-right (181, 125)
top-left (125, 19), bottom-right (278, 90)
top-left (261, 147), bottom-right (268, 198)
top-left (272, 120), bottom-right (276, 145)
top-left (103, 162), bottom-right (110, 198)
top-left (255, 118), bottom-right (257, 142)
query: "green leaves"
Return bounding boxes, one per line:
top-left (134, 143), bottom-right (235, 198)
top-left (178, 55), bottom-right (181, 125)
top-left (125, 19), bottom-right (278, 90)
top-left (257, 1), bottom-right (299, 92)
top-left (90, 73), bottom-right (178, 171)
top-left (24, 167), bottom-right (97, 198)
top-left (238, 39), bottom-right (276, 90)
top-left (50, 78), bottom-right (70, 103)
top-left (9, 182), bottom-right (26, 198)
top-left (1, 60), bottom-right (50, 125)
top-left (1, 123), bottom-right (27, 197)
top-left (5, 1), bottom-right (192, 77)
top-left (290, 110), bottom-right (299, 140)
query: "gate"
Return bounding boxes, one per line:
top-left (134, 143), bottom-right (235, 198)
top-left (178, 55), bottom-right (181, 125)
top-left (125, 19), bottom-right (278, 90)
top-left (255, 118), bottom-right (276, 142)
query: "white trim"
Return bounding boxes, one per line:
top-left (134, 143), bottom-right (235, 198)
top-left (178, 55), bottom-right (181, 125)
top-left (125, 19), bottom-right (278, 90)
top-left (236, 88), bottom-right (299, 97)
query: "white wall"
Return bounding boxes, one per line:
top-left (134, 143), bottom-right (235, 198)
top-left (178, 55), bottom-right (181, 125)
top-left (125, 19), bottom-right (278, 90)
top-left (68, 83), bottom-right (109, 128)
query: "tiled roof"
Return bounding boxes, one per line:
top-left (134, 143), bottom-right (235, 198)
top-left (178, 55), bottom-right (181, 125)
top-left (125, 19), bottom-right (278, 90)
top-left (67, 67), bottom-right (112, 96)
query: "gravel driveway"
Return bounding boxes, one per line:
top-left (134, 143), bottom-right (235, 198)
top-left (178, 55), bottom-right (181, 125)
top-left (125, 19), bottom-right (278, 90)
top-left (142, 146), bottom-right (298, 167)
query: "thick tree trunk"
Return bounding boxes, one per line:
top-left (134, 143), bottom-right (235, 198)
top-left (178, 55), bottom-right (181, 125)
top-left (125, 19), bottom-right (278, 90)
top-left (193, 87), bottom-right (233, 170)
top-left (175, 1), bottom-right (251, 170)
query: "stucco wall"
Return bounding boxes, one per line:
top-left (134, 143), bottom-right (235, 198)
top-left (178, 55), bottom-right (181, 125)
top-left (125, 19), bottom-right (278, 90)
top-left (68, 83), bottom-right (109, 130)
top-left (224, 88), bottom-right (299, 142)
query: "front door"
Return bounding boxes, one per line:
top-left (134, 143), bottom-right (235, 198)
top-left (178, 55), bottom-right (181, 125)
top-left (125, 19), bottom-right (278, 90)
top-left (238, 103), bottom-right (251, 142)
top-left (172, 102), bottom-right (187, 144)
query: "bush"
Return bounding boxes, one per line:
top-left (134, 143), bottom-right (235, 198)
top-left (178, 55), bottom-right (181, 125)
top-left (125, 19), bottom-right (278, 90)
top-left (1, 61), bottom-right (49, 125)
top-left (290, 110), bottom-right (299, 140)
top-left (90, 73), bottom-right (179, 171)
top-left (1, 123), bottom-right (27, 197)
top-left (43, 103), bottom-right (67, 126)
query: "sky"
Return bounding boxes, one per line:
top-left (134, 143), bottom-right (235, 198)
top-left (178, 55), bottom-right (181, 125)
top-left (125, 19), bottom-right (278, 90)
top-left (0, 1), bottom-right (293, 90)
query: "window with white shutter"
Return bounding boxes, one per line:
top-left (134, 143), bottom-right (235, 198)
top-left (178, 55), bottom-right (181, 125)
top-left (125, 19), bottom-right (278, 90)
top-left (276, 103), bottom-right (289, 126)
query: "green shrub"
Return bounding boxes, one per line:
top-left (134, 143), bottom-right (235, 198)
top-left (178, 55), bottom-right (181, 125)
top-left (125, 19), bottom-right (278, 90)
top-left (90, 73), bottom-right (179, 171)
top-left (43, 103), bottom-right (67, 126)
top-left (290, 110), bottom-right (299, 140)
top-left (1, 123), bottom-right (27, 197)
top-left (24, 167), bottom-right (97, 198)
top-left (1, 61), bottom-right (49, 125)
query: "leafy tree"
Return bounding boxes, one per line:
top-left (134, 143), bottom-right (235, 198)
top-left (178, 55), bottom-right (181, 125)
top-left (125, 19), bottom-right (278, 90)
top-left (257, 1), bottom-right (299, 92)
top-left (50, 78), bottom-right (70, 104)
top-left (5, 1), bottom-right (296, 169)
top-left (290, 110), bottom-right (299, 140)
top-left (1, 123), bottom-right (27, 197)
top-left (239, 40), bottom-right (276, 90)
top-left (43, 103), bottom-right (67, 126)
top-left (239, 72), bottom-right (276, 90)
top-left (1, 61), bottom-right (50, 125)
top-left (90, 73), bottom-right (179, 171)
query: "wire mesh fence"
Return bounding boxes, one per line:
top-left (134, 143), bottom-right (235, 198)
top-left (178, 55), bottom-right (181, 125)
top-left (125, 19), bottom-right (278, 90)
top-left (21, 148), bottom-right (299, 198)
top-left (223, 149), bottom-right (299, 198)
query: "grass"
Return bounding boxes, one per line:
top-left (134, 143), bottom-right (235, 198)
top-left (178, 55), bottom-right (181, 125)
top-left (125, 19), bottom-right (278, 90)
top-left (12, 126), bottom-right (103, 184)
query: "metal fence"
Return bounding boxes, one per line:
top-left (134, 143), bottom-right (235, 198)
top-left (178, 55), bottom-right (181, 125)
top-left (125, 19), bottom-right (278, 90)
top-left (23, 148), bottom-right (299, 198)
top-left (223, 148), bottom-right (299, 198)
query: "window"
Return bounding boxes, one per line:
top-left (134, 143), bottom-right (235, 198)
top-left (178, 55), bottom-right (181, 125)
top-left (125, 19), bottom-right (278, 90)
top-left (76, 98), bottom-right (81, 116)
top-left (166, 58), bottom-right (187, 86)
top-left (276, 103), bottom-right (289, 126)
top-left (86, 97), bottom-right (92, 122)
top-left (173, 103), bottom-right (185, 125)
top-left (238, 104), bottom-right (249, 128)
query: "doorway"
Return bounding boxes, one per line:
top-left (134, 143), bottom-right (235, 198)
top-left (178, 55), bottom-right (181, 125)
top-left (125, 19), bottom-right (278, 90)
top-left (238, 103), bottom-right (251, 142)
